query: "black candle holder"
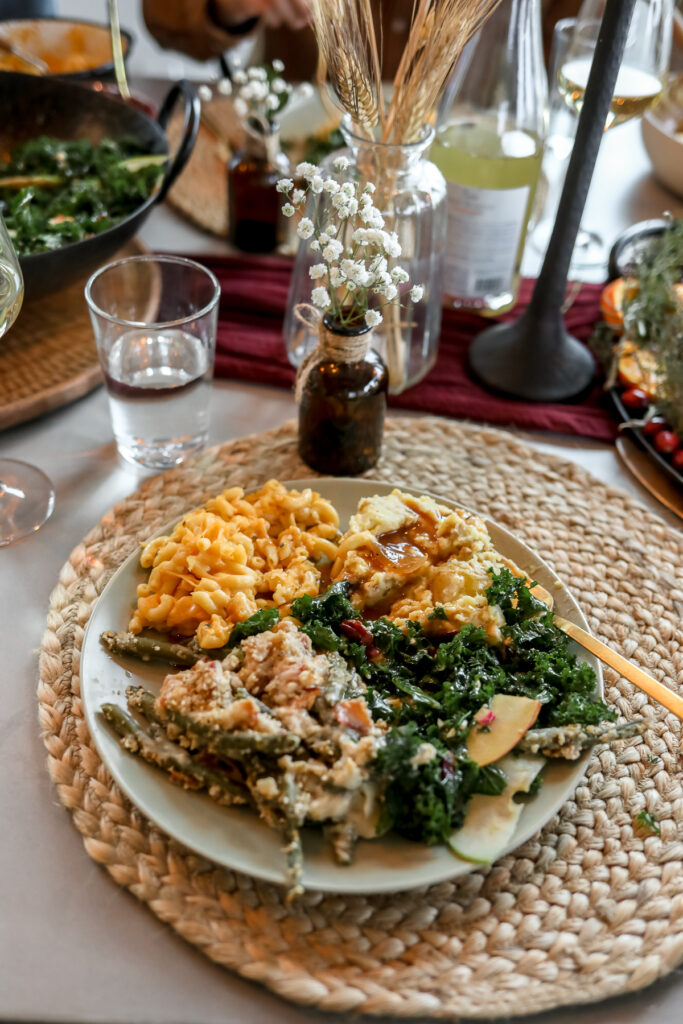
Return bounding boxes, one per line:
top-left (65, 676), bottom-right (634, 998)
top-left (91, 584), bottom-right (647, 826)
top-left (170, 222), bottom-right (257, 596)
top-left (469, 0), bottom-right (638, 402)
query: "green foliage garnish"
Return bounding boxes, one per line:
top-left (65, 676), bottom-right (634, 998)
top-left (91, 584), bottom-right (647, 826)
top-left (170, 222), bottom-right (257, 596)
top-left (428, 606), bottom-right (448, 620)
top-left (0, 136), bottom-right (164, 256)
top-left (635, 810), bottom-right (661, 836)
top-left (623, 221), bottom-right (683, 434)
top-left (228, 607), bottom-right (280, 647)
top-left (295, 569), bottom-right (613, 846)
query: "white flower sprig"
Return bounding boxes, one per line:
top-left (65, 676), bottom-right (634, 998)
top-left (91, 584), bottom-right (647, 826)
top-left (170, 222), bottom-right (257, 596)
top-left (199, 61), bottom-right (293, 134)
top-left (277, 156), bottom-right (423, 329)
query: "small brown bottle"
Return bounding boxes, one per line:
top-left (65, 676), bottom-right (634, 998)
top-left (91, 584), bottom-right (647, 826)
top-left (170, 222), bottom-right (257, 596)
top-left (227, 125), bottom-right (290, 253)
top-left (298, 316), bottom-right (388, 476)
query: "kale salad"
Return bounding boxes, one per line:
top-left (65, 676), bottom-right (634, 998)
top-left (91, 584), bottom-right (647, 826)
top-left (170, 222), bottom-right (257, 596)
top-left (0, 136), bottom-right (165, 255)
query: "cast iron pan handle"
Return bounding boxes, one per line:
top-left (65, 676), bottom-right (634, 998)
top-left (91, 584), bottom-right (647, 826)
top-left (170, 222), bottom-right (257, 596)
top-left (155, 80), bottom-right (200, 203)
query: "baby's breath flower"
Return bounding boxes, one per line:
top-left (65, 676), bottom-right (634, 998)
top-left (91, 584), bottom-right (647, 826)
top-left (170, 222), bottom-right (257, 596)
top-left (330, 267), bottom-right (344, 287)
top-left (291, 188), bottom-right (305, 204)
top-left (334, 155), bottom-right (350, 171)
top-left (276, 178), bottom-right (293, 193)
top-left (311, 286), bottom-right (331, 309)
top-left (383, 232), bottom-right (402, 258)
top-left (410, 285), bottom-right (424, 302)
top-left (233, 70), bottom-right (247, 85)
top-left (391, 267), bottom-right (409, 284)
top-left (295, 161), bottom-right (318, 180)
top-left (297, 217), bottom-right (314, 239)
top-left (265, 94), bottom-right (279, 112)
top-left (322, 240), bottom-right (344, 262)
top-left (346, 280), bottom-right (357, 292)
top-left (271, 77), bottom-right (289, 94)
top-left (248, 66), bottom-right (268, 81)
top-left (282, 203), bottom-right (295, 218)
top-left (217, 78), bottom-right (232, 95)
top-left (323, 179), bottom-right (340, 195)
top-left (298, 82), bottom-right (313, 98)
top-left (310, 175), bottom-right (324, 194)
top-left (363, 182), bottom-right (376, 194)
top-left (318, 232), bottom-right (329, 246)
top-left (360, 205), bottom-right (384, 229)
top-left (309, 263), bottom-right (327, 280)
top-left (365, 309), bottom-right (383, 327)
top-left (233, 98), bottom-right (248, 117)
top-left (340, 181), bottom-right (355, 197)
top-left (198, 84), bottom-right (212, 102)
top-left (325, 224), bottom-right (337, 236)
top-left (310, 239), bottom-right (320, 251)
top-left (272, 59), bottom-right (285, 72)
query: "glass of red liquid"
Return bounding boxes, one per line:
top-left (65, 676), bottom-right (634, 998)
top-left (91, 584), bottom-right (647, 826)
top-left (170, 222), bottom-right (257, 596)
top-left (86, 255), bottom-right (220, 469)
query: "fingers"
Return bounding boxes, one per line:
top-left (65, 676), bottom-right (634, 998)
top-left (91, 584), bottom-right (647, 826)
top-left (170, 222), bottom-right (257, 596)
top-left (260, 0), bottom-right (311, 30)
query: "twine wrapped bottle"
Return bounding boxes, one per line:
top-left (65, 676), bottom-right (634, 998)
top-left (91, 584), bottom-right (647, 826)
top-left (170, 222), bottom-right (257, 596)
top-left (296, 308), bottom-right (388, 476)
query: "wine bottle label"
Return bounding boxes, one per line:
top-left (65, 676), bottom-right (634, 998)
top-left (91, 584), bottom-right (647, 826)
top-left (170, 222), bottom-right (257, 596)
top-left (444, 181), bottom-right (530, 300)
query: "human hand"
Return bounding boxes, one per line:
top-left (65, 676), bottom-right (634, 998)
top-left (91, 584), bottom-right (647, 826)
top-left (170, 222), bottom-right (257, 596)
top-left (211, 0), bottom-right (311, 32)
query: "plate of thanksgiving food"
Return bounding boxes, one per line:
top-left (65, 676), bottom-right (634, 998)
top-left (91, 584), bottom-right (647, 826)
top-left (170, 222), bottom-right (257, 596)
top-left (593, 218), bottom-right (683, 489)
top-left (81, 478), bottom-right (644, 897)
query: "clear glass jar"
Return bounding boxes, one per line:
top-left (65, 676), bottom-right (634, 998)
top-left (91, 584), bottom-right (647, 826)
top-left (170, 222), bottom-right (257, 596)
top-left (284, 118), bottom-right (447, 394)
top-left (227, 126), bottom-right (290, 253)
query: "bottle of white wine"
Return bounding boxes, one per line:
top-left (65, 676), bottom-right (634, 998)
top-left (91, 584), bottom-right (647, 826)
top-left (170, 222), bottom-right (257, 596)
top-left (431, 0), bottom-right (547, 315)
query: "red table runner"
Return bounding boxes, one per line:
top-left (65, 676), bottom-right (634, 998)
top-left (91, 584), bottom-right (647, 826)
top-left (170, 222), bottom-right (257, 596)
top-left (196, 254), bottom-right (616, 442)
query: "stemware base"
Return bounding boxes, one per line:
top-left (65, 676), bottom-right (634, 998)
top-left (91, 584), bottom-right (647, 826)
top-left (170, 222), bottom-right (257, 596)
top-left (0, 459), bottom-right (55, 547)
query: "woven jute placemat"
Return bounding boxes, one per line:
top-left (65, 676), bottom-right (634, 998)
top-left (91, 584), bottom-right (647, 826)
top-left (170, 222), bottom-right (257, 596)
top-left (38, 418), bottom-right (683, 1019)
top-left (0, 239), bottom-right (147, 431)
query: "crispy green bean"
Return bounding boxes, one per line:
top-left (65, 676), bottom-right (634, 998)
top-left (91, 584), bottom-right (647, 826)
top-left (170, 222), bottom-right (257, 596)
top-left (100, 703), bottom-right (249, 803)
top-left (517, 718), bottom-right (646, 758)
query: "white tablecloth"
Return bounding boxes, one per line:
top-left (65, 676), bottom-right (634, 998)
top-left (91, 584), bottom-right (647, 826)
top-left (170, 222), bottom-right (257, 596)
top-left (1, 88), bottom-right (682, 1023)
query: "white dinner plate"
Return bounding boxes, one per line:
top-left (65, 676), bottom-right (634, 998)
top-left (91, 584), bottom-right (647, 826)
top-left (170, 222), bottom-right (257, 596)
top-left (81, 477), bottom-right (602, 894)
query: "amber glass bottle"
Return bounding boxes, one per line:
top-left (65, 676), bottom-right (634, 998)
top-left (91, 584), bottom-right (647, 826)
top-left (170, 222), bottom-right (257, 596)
top-left (298, 316), bottom-right (389, 476)
top-left (227, 126), bottom-right (290, 253)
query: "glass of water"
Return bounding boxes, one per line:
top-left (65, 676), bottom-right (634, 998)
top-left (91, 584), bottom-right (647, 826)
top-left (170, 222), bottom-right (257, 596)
top-left (85, 255), bottom-right (220, 469)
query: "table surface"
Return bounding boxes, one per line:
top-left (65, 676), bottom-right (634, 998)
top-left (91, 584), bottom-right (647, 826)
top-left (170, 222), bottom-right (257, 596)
top-left (2, 80), bottom-right (683, 1024)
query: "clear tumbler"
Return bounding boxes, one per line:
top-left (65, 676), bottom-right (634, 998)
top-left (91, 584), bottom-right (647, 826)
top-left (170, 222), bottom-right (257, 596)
top-left (86, 255), bottom-right (220, 469)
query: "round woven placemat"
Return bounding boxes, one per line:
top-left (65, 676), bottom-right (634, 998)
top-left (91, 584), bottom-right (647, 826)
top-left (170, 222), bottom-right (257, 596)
top-left (38, 417), bottom-right (683, 1019)
top-left (0, 239), bottom-right (146, 431)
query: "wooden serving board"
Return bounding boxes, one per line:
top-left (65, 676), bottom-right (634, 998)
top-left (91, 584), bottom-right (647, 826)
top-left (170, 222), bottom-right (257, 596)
top-left (0, 239), bottom-right (146, 432)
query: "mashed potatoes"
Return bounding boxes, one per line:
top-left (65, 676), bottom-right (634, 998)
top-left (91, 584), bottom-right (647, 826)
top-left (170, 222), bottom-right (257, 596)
top-left (331, 490), bottom-right (506, 640)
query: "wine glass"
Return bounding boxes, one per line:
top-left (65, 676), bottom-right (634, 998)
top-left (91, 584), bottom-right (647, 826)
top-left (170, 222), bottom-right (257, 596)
top-left (530, 0), bottom-right (673, 270)
top-left (0, 215), bottom-right (55, 547)
top-left (560, 0), bottom-right (673, 129)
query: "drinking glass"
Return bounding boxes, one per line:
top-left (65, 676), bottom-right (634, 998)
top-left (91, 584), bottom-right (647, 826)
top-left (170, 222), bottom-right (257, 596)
top-left (0, 215), bottom-right (55, 547)
top-left (85, 256), bottom-right (220, 469)
top-left (530, 1), bottom-right (673, 269)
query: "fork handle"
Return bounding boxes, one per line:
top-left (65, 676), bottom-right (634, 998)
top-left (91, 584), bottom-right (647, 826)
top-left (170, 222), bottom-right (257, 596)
top-left (555, 615), bottom-right (683, 720)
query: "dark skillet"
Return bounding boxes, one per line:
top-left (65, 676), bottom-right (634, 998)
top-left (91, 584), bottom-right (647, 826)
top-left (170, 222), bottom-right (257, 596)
top-left (0, 72), bottom-right (200, 300)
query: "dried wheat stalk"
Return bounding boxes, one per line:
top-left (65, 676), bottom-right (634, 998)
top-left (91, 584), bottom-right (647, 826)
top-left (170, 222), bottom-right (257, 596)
top-left (310, 0), bottom-right (384, 137)
top-left (310, 0), bottom-right (502, 144)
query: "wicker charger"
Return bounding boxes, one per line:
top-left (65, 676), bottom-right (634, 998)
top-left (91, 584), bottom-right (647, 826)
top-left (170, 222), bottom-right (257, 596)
top-left (0, 239), bottom-right (146, 431)
top-left (38, 418), bottom-right (683, 1019)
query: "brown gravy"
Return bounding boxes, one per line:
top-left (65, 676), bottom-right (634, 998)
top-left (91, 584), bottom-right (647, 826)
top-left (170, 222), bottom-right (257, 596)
top-left (364, 507), bottom-right (442, 576)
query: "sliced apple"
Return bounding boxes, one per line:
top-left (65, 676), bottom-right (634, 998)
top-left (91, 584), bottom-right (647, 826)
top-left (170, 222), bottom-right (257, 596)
top-left (448, 754), bottom-right (545, 864)
top-left (466, 694), bottom-right (541, 766)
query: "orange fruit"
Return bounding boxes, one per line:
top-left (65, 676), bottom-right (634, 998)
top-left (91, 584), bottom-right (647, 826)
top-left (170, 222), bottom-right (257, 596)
top-left (617, 342), bottom-right (662, 399)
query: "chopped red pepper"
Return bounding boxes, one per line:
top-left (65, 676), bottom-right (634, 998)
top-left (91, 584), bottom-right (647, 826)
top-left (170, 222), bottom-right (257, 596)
top-left (340, 619), bottom-right (374, 646)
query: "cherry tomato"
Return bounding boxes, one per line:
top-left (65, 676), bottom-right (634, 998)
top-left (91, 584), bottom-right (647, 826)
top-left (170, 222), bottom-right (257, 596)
top-left (672, 449), bottom-right (683, 472)
top-left (621, 386), bottom-right (650, 411)
top-left (641, 416), bottom-right (667, 438)
top-left (653, 430), bottom-right (680, 455)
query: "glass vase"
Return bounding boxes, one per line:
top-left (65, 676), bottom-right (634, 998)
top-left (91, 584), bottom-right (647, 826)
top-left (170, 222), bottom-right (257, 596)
top-left (284, 118), bottom-right (447, 394)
